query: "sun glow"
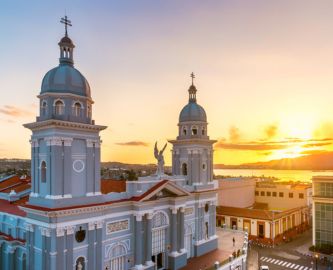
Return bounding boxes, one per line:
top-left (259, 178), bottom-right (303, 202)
top-left (270, 145), bottom-right (305, 160)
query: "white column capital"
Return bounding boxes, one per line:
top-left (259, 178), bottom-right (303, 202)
top-left (56, 227), bottom-right (65, 237)
top-left (170, 207), bottom-right (178, 215)
top-left (86, 139), bottom-right (101, 148)
top-left (30, 139), bottom-right (39, 147)
top-left (40, 227), bottom-right (51, 237)
top-left (66, 226), bottom-right (76, 235)
top-left (25, 224), bottom-right (34, 232)
top-left (62, 137), bottom-right (73, 146)
top-left (134, 213), bottom-right (143, 221)
top-left (88, 222), bottom-right (96, 231)
top-left (96, 220), bottom-right (104, 229)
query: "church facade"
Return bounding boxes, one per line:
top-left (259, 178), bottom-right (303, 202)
top-left (0, 20), bottom-right (218, 270)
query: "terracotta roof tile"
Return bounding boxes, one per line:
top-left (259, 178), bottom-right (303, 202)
top-left (101, 179), bottom-right (126, 194)
top-left (0, 199), bottom-right (27, 217)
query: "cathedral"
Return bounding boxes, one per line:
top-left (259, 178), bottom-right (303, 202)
top-left (0, 19), bottom-right (218, 270)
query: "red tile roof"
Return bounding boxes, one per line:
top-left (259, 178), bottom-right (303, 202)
top-left (0, 175), bottom-right (31, 194)
top-left (217, 205), bottom-right (307, 221)
top-left (101, 179), bottom-right (126, 194)
top-left (0, 199), bottom-right (26, 217)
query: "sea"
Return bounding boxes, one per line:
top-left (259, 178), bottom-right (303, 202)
top-left (213, 169), bottom-right (333, 183)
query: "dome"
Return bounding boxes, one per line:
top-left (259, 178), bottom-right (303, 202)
top-left (41, 64), bottom-right (91, 97)
top-left (179, 102), bottom-right (207, 122)
top-left (59, 36), bottom-right (74, 45)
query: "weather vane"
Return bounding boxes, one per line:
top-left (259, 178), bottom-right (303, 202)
top-left (60, 15), bottom-right (72, 37)
top-left (190, 72), bottom-right (195, 85)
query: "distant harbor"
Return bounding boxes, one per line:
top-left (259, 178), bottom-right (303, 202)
top-left (214, 169), bottom-right (333, 182)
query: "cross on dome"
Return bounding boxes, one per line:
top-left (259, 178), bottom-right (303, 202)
top-left (60, 15), bottom-right (72, 37)
top-left (190, 72), bottom-right (195, 85)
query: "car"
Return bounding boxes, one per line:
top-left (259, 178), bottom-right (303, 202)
top-left (259, 266), bottom-right (269, 270)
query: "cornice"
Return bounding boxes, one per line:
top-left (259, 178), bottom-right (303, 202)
top-left (23, 119), bottom-right (107, 132)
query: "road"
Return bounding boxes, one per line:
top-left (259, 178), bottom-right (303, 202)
top-left (247, 230), bottom-right (332, 270)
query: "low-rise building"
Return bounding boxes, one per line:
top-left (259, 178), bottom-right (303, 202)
top-left (255, 181), bottom-right (312, 211)
top-left (312, 176), bottom-right (333, 246)
top-left (217, 177), bottom-right (256, 208)
top-left (216, 206), bottom-right (309, 243)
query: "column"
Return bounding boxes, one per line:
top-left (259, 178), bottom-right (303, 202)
top-left (171, 208), bottom-right (178, 254)
top-left (179, 208), bottom-right (185, 252)
top-left (26, 224), bottom-right (34, 270)
top-left (88, 222), bottom-right (96, 269)
top-left (56, 228), bottom-right (65, 270)
top-left (8, 248), bottom-right (15, 270)
top-left (63, 138), bottom-right (72, 196)
top-left (66, 226), bottom-right (75, 270)
top-left (212, 203), bottom-right (216, 236)
top-left (135, 214), bottom-right (143, 268)
top-left (95, 221), bottom-right (103, 270)
top-left (145, 213), bottom-right (153, 265)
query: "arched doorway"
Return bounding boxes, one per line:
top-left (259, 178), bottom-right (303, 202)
top-left (184, 225), bottom-right (193, 259)
top-left (152, 211), bottom-right (169, 270)
top-left (108, 244), bottom-right (127, 270)
top-left (75, 257), bottom-right (85, 270)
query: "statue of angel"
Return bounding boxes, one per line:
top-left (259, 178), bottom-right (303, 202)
top-left (154, 142), bottom-right (167, 176)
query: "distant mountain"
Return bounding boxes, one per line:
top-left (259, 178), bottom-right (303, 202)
top-left (215, 152), bottom-right (333, 170)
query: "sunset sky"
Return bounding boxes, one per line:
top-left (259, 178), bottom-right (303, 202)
top-left (2, 0), bottom-right (333, 165)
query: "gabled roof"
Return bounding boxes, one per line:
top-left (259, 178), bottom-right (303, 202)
top-left (20, 180), bottom-right (190, 213)
top-left (137, 180), bottom-right (191, 202)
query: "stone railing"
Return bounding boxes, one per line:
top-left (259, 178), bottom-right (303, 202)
top-left (212, 231), bottom-right (249, 270)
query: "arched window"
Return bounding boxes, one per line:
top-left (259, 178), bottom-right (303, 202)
top-left (41, 161), bottom-right (47, 183)
top-left (108, 244), bottom-right (127, 270)
top-left (182, 163), bottom-right (188, 176)
top-left (87, 105), bottom-right (92, 118)
top-left (73, 102), bottom-right (82, 117)
top-left (202, 127), bottom-right (205, 136)
top-left (54, 100), bottom-right (65, 115)
top-left (191, 126), bottom-right (198, 135)
top-left (41, 101), bottom-right (47, 116)
top-left (75, 257), bottom-right (85, 270)
top-left (183, 127), bottom-right (187, 136)
top-left (152, 211), bottom-right (169, 257)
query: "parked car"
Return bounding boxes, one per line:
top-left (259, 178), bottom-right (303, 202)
top-left (259, 266), bottom-right (269, 270)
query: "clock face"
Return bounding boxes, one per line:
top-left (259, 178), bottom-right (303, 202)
top-left (73, 160), bottom-right (85, 173)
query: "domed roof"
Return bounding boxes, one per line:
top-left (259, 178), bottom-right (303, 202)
top-left (179, 102), bottom-right (207, 122)
top-left (41, 64), bottom-right (91, 97)
top-left (59, 36), bottom-right (74, 45)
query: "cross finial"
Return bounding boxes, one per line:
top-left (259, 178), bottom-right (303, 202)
top-left (190, 72), bottom-right (195, 85)
top-left (60, 15), bottom-right (72, 37)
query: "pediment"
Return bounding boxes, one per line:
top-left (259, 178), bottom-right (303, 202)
top-left (139, 181), bottom-right (190, 202)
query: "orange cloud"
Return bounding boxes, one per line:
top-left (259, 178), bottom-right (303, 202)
top-left (115, 141), bottom-right (149, 147)
top-left (264, 124), bottom-right (278, 139)
top-left (300, 150), bottom-right (328, 155)
top-left (229, 126), bottom-right (240, 142)
top-left (0, 105), bottom-right (34, 118)
top-left (215, 141), bottom-right (288, 151)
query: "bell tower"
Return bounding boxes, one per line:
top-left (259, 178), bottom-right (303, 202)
top-left (24, 17), bottom-right (107, 208)
top-left (169, 73), bottom-right (216, 187)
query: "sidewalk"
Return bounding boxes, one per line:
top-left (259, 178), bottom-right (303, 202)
top-left (247, 248), bottom-right (258, 270)
top-left (181, 228), bottom-right (245, 270)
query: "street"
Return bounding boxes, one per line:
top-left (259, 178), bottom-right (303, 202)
top-left (247, 230), bottom-right (332, 270)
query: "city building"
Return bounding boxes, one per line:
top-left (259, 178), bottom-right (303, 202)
top-left (312, 176), bottom-right (333, 246)
top-left (216, 205), bottom-right (309, 242)
top-left (255, 181), bottom-right (312, 211)
top-left (0, 19), bottom-right (218, 270)
top-left (217, 177), bottom-right (256, 208)
top-left (216, 178), bottom-right (311, 244)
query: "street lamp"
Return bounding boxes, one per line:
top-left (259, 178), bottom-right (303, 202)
top-left (315, 253), bottom-right (319, 270)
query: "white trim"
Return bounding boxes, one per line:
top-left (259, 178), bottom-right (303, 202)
top-left (106, 218), bottom-right (130, 235)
